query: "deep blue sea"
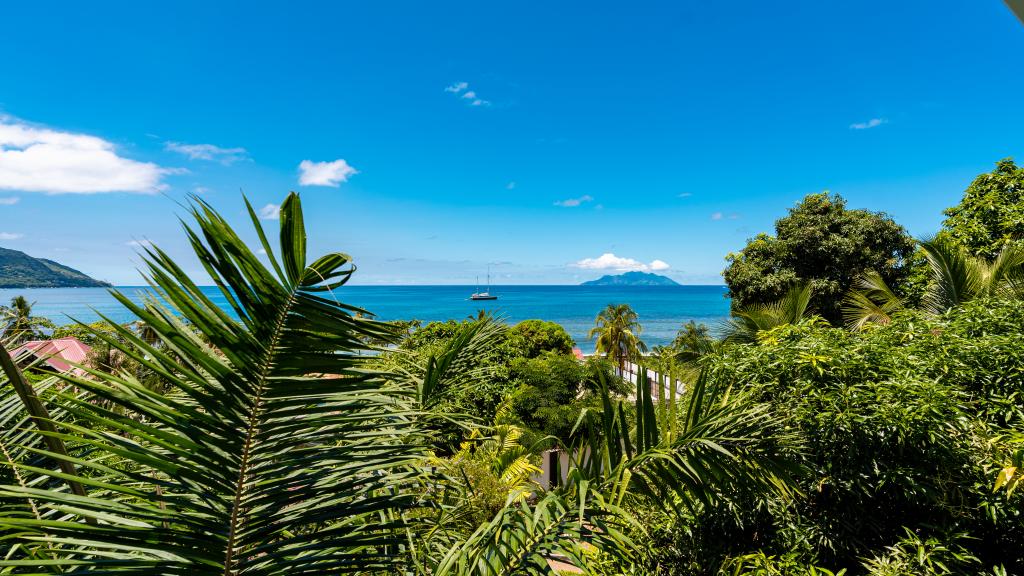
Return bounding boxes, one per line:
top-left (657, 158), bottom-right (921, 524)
top-left (0, 285), bottom-right (731, 351)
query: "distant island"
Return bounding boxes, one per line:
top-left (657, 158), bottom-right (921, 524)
top-left (580, 271), bottom-right (681, 286)
top-left (0, 247), bottom-right (110, 288)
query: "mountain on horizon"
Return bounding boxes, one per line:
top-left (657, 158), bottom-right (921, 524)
top-left (0, 246), bottom-right (110, 288)
top-left (580, 271), bottom-right (680, 286)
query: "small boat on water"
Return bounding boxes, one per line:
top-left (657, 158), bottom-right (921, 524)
top-left (470, 269), bottom-right (499, 300)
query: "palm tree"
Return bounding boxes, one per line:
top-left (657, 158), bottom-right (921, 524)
top-left (589, 303), bottom-right (647, 372)
top-left (1, 295), bottom-right (54, 343)
top-left (722, 283), bottom-right (814, 344)
top-left (844, 236), bottom-right (1024, 329)
top-left (669, 320), bottom-right (717, 363)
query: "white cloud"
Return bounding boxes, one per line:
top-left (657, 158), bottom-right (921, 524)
top-left (711, 211), bottom-right (740, 221)
top-left (849, 118), bottom-right (887, 130)
top-left (125, 239), bottom-right (154, 248)
top-left (446, 82), bottom-right (490, 106)
top-left (711, 212), bottom-right (723, 220)
top-left (164, 141), bottom-right (248, 164)
top-left (0, 232), bottom-right (23, 240)
top-left (573, 252), bottom-right (671, 272)
top-left (0, 197), bottom-right (18, 205)
top-left (298, 159), bottom-right (358, 187)
top-left (258, 203), bottom-right (280, 220)
top-left (0, 116), bottom-right (172, 194)
top-left (678, 192), bottom-right (693, 198)
top-left (506, 181), bottom-right (516, 190)
top-left (554, 194), bottom-right (594, 207)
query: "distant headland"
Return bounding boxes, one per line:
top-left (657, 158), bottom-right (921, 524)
top-left (0, 247), bottom-right (110, 288)
top-left (580, 271), bottom-right (680, 286)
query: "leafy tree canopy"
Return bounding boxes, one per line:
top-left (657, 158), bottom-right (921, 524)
top-left (508, 319), bottom-right (574, 357)
top-left (723, 192), bottom-right (916, 325)
top-left (942, 158), bottom-right (1024, 260)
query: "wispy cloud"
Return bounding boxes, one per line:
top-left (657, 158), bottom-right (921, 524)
top-left (678, 192), bottom-right (693, 198)
top-left (258, 203), bottom-right (280, 220)
top-left (0, 116), bottom-right (171, 194)
top-left (164, 141), bottom-right (248, 164)
top-left (0, 232), bottom-right (23, 240)
top-left (573, 252), bottom-right (670, 272)
top-left (506, 181), bottom-right (516, 190)
top-left (0, 197), bottom-right (18, 205)
top-left (849, 117), bottom-right (887, 130)
top-left (298, 159), bottom-right (358, 187)
top-left (554, 194), bottom-right (594, 207)
top-left (125, 239), bottom-right (154, 248)
top-left (445, 81), bottom-right (490, 106)
top-left (711, 212), bottom-right (740, 221)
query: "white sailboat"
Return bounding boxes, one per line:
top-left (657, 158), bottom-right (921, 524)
top-left (470, 267), bottom-right (498, 300)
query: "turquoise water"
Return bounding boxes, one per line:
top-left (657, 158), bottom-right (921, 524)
top-left (0, 285), bottom-right (730, 351)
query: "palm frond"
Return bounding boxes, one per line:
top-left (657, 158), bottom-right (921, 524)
top-left (919, 236), bottom-right (983, 314)
top-left (986, 241), bottom-right (1024, 299)
top-left (431, 482), bottom-right (633, 576)
top-left (843, 270), bottom-right (905, 330)
top-left (722, 283), bottom-right (813, 343)
top-left (0, 193), bottom-right (432, 575)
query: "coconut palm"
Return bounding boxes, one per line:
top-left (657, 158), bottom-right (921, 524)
top-left (589, 303), bottom-right (647, 372)
top-left (1, 295), bottom-right (54, 343)
top-left (844, 236), bottom-right (1024, 329)
top-left (722, 283), bottom-right (814, 344)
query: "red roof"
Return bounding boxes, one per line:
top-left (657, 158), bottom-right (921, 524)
top-left (11, 337), bottom-right (92, 376)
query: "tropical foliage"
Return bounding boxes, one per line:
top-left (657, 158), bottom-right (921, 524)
top-left (2, 159), bottom-right (1023, 575)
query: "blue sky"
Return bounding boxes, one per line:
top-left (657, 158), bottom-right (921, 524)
top-left (0, 1), bottom-right (1022, 285)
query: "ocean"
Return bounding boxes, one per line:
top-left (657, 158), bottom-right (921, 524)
top-left (0, 285), bottom-right (731, 352)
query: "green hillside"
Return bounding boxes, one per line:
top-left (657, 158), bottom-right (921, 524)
top-left (0, 246), bottom-right (110, 288)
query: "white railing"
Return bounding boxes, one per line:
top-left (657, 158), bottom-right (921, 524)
top-left (619, 359), bottom-right (687, 401)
